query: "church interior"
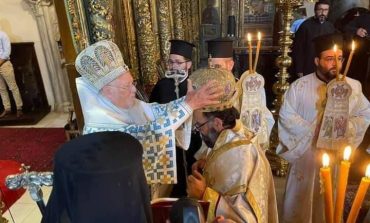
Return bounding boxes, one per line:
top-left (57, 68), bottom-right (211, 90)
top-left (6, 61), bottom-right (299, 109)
top-left (0, 0), bottom-right (370, 222)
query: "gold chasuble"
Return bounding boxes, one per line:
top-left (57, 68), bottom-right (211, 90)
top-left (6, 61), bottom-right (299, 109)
top-left (202, 121), bottom-right (278, 223)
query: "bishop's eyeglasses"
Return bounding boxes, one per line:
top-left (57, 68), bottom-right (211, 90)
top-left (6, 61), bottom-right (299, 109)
top-left (105, 81), bottom-right (137, 91)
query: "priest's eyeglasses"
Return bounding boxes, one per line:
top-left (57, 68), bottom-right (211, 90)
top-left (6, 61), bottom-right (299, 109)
top-left (193, 118), bottom-right (213, 132)
top-left (166, 59), bottom-right (189, 66)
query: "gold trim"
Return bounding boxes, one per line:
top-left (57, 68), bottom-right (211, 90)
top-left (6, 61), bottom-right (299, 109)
top-left (64, 0), bottom-right (90, 52)
top-left (202, 187), bottom-right (220, 221)
top-left (133, 0), bottom-right (160, 85)
top-left (190, 0), bottom-right (200, 68)
top-left (113, 0), bottom-right (139, 80)
top-left (156, 0), bottom-right (172, 61)
top-left (172, 0), bottom-right (184, 39)
top-left (246, 189), bottom-right (262, 223)
top-left (85, 0), bottom-right (114, 42)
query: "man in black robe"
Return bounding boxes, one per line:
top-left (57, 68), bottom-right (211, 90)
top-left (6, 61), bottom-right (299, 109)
top-left (42, 131), bottom-right (152, 223)
top-left (150, 40), bottom-right (201, 197)
top-left (344, 12), bottom-right (370, 99)
top-left (291, 0), bottom-right (335, 78)
top-left (207, 37), bottom-right (234, 71)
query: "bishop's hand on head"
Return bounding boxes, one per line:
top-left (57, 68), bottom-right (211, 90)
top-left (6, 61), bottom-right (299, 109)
top-left (185, 79), bottom-right (223, 110)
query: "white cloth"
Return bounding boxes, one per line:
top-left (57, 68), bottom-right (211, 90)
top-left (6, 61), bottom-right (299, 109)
top-left (277, 73), bottom-right (370, 223)
top-left (0, 31), bottom-right (11, 60)
top-left (203, 121), bottom-right (278, 223)
top-left (76, 77), bottom-right (193, 185)
top-left (235, 72), bottom-right (275, 150)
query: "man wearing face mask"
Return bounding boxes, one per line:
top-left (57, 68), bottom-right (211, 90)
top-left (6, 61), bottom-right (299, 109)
top-left (291, 0), bottom-right (335, 78)
top-left (150, 40), bottom-right (202, 198)
top-left (187, 68), bottom-right (278, 223)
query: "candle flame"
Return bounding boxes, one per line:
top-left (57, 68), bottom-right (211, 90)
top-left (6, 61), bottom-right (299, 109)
top-left (247, 33), bottom-right (252, 42)
top-left (333, 44), bottom-right (337, 52)
top-left (366, 164), bottom-right (370, 178)
top-left (343, 146), bottom-right (352, 161)
top-left (257, 32), bottom-right (261, 41)
top-left (322, 153), bottom-right (330, 167)
top-left (351, 41), bottom-right (355, 51)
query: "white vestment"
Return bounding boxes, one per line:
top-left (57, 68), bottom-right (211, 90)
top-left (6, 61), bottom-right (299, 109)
top-left (277, 73), bottom-right (370, 223)
top-left (202, 121), bottom-right (279, 223)
top-left (76, 77), bottom-right (193, 185)
top-left (235, 72), bottom-right (275, 150)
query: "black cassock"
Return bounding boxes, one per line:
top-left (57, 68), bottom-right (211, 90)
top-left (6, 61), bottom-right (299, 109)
top-left (292, 16), bottom-right (335, 77)
top-left (344, 13), bottom-right (370, 99)
top-left (150, 78), bottom-right (202, 198)
top-left (42, 132), bottom-right (152, 223)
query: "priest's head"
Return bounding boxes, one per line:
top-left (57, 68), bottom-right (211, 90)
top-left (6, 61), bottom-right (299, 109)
top-left (314, 0), bottom-right (330, 23)
top-left (207, 38), bottom-right (234, 71)
top-left (75, 40), bottom-right (137, 109)
top-left (313, 33), bottom-right (344, 83)
top-left (190, 68), bottom-right (239, 148)
top-left (168, 39), bottom-right (195, 72)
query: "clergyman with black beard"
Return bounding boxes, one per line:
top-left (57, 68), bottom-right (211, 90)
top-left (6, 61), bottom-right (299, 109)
top-left (183, 67), bottom-right (278, 222)
top-left (277, 33), bottom-right (370, 222)
top-left (291, 0), bottom-right (335, 79)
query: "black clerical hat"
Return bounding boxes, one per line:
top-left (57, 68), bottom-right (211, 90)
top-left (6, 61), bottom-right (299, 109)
top-left (207, 37), bottom-right (234, 58)
top-left (170, 39), bottom-right (195, 60)
top-left (42, 131), bottom-right (152, 223)
top-left (313, 33), bottom-right (344, 56)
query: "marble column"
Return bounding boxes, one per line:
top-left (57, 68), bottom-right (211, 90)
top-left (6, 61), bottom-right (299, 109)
top-left (24, 0), bottom-right (72, 112)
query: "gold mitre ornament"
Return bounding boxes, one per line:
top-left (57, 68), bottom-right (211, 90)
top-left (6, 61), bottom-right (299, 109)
top-left (190, 68), bottom-right (237, 112)
top-left (75, 40), bottom-right (129, 90)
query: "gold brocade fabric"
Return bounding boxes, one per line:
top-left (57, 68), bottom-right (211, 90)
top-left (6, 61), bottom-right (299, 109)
top-left (202, 122), bottom-right (278, 223)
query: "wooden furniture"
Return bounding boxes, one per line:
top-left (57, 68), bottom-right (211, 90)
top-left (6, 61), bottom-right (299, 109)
top-left (0, 42), bottom-right (50, 125)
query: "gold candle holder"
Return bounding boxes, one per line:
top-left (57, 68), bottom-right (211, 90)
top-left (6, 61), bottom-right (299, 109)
top-left (267, 0), bottom-right (305, 177)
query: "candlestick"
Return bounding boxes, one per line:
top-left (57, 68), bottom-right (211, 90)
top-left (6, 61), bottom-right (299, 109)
top-left (247, 33), bottom-right (253, 74)
top-left (346, 164), bottom-right (370, 223)
top-left (333, 45), bottom-right (340, 80)
top-left (321, 153), bottom-right (334, 223)
top-left (334, 146), bottom-right (352, 223)
top-left (253, 32), bottom-right (261, 72)
top-left (343, 41), bottom-right (355, 77)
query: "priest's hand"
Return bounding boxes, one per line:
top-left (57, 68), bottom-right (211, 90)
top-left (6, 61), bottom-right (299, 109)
top-left (185, 79), bottom-right (223, 110)
top-left (356, 28), bottom-right (368, 38)
top-left (187, 169), bottom-right (206, 200)
top-left (192, 159), bottom-right (206, 173)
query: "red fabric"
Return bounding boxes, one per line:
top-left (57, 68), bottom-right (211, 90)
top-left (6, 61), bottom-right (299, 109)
top-left (0, 128), bottom-right (66, 171)
top-left (0, 160), bottom-right (26, 212)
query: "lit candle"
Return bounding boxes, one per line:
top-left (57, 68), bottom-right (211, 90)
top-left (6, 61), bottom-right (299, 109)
top-left (343, 41), bottom-right (355, 77)
top-left (334, 146), bottom-right (352, 223)
top-left (253, 32), bottom-right (261, 72)
top-left (333, 45), bottom-right (340, 80)
top-left (247, 33), bottom-right (253, 74)
top-left (321, 153), bottom-right (334, 223)
top-left (346, 164), bottom-right (370, 223)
